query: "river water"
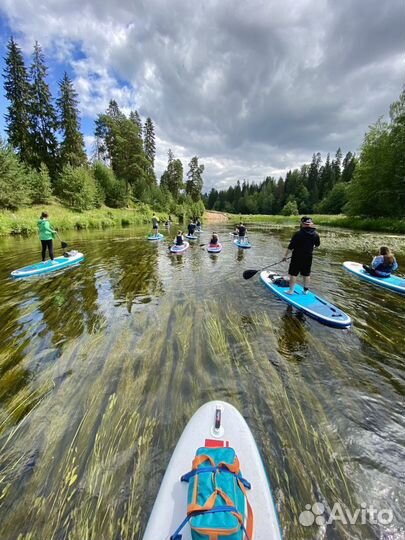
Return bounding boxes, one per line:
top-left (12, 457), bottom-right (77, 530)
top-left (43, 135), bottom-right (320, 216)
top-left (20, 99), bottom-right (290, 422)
top-left (0, 224), bottom-right (404, 540)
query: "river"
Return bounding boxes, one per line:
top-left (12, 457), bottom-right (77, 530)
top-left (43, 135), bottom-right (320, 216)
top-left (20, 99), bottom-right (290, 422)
top-left (0, 224), bottom-right (404, 540)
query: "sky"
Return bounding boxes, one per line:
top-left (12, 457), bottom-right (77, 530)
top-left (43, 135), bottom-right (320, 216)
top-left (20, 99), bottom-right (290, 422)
top-left (0, 0), bottom-right (403, 192)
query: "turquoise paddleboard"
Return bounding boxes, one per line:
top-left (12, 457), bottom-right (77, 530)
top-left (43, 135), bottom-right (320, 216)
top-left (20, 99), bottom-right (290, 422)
top-left (11, 251), bottom-right (85, 278)
top-left (148, 233), bottom-right (164, 241)
top-left (343, 261), bottom-right (405, 295)
top-left (234, 239), bottom-right (251, 249)
top-left (260, 271), bottom-right (351, 328)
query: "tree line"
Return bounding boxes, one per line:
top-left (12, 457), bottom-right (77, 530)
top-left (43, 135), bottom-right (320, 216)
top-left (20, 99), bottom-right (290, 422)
top-left (1, 37), bottom-right (205, 218)
top-left (205, 88), bottom-right (405, 218)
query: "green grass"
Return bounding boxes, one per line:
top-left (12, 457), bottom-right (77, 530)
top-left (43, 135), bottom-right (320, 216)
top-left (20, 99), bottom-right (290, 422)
top-left (225, 213), bottom-right (405, 234)
top-left (0, 203), bottom-right (169, 236)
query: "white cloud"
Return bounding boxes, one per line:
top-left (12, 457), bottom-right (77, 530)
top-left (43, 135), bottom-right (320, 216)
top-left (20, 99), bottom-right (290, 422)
top-left (0, 0), bottom-right (404, 190)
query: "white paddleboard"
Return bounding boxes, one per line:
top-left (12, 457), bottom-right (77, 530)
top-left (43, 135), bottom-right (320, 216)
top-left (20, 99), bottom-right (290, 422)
top-left (142, 401), bottom-right (283, 540)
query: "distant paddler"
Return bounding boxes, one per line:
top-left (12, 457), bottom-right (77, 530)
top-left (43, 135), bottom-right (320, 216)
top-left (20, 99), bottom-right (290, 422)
top-left (151, 214), bottom-right (160, 237)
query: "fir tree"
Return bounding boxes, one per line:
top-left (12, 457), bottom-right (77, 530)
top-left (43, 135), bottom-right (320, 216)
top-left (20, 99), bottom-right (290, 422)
top-left (129, 110), bottom-right (143, 138)
top-left (143, 117), bottom-right (156, 167)
top-left (29, 41), bottom-right (58, 174)
top-left (56, 72), bottom-right (87, 168)
top-left (3, 37), bottom-right (32, 162)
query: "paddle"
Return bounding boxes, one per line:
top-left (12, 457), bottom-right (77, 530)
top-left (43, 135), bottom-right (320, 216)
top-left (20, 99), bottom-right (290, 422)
top-left (243, 257), bottom-right (291, 280)
top-left (55, 231), bottom-right (68, 249)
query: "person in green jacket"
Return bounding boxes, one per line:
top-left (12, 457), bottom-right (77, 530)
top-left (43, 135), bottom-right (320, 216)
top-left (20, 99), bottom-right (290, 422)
top-left (38, 212), bottom-right (56, 262)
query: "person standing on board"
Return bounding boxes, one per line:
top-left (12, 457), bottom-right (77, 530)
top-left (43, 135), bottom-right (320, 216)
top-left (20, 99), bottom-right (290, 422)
top-left (38, 211), bottom-right (57, 263)
top-left (237, 222), bottom-right (247, 243)
top-left (152, 214), bottom-right (159, 237)
top-left (282, 216), bottom-right (320, 295)
top-left (188, 220), bottom-right (197, 236)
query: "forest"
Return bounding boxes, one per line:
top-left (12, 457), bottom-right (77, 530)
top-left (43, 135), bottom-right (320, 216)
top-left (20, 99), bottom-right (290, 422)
top-left (0, 37), bottom-right (205, 218)
top-left (205, 90), bottom-right (405, 219)
top-left (1, 37), bottom-right (404, 222)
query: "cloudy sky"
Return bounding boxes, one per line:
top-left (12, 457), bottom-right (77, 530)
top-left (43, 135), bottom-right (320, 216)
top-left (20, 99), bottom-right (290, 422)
top-left (0, 0), bottom-right (403, 191)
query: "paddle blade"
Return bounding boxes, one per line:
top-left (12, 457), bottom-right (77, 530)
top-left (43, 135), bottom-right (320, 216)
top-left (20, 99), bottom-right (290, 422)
top-left (61, 241), bottom-right (68, 249)
top-left (243, 269), bottom-right (259, 280)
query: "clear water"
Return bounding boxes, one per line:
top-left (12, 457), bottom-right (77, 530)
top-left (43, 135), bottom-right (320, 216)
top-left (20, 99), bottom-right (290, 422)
top-left (0, 224), bottom-right (404, 540)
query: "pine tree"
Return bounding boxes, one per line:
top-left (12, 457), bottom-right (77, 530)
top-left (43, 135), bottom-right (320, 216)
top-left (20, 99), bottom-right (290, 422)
top-left (57, 72), bottom-right (87, 168)
top-left (143, 117), bottom-right (156, 167)
top-left (3, 37), bottom-right (32, 162)
top-left (129, 110), bottom-right (143, 138)
top-left (307, 153), bottom-right (321, 210)
top-left (186, 156), bottom-right (204, 202)
top-left (29, 41), bottom-right (58, 174)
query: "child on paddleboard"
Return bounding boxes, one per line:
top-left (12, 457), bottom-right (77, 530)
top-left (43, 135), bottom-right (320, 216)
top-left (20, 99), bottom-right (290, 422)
top-left (282, 216), bottom-right (320, 295)
top-left (175, 231), bottom-right (184, 246)
top-left (209, 232), bottom-right (219, 246)
top-left (363, 246), bottom-right (398, 277)
top-left (152, 214), bottom-right (159, 236)
top-left (38, 212), bottom-right (57, 263)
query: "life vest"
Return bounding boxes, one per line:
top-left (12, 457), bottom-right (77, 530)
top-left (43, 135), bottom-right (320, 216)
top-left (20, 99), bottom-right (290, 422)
top-left (171, 446), bottom-right (253, 540)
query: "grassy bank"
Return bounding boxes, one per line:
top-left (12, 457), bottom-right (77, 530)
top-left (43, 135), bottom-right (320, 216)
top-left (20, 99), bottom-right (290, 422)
top-left (0, 203), bottom-right (170, 236)
top-left (225, 213), bottom-right (405, 234)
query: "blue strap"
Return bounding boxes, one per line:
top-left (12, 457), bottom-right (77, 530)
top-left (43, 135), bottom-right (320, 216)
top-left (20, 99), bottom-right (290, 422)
top-left (170, 505), bottom-right (238, 540)
top-left (181, 466), bottom-right (251, 489)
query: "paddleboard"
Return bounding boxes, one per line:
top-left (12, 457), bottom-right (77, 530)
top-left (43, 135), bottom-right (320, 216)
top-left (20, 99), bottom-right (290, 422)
top-left (234, 239), bottom-right (251, 249)
top-left (170, 241), bottom-right (190, 254)
top-left (207, 243), bottom-right (222, 253)
top-left (11, 251), bottom-right (85, 278)
top-left (142, 401), bottom-right (283, 540)
top-left (185, 234), bottom-right (198, 240)
top-left (260, 271), bottom-right (351, 328)
top-left (148, 233), bottom-right (164, 241)
top-left (343, 261), bottom-right (405, 295)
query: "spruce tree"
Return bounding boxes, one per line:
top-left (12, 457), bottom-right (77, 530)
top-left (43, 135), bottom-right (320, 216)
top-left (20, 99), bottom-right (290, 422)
top-left (57, 72), bottom-right (87, 168)
top-left (29, 41), bottom-right (58, 174)
top-left (3, 37), bottom-right (32, 163)
top-left (143, 117), bottom-right (156, 166)
top-left (129, 110), bottom-right (143, 138)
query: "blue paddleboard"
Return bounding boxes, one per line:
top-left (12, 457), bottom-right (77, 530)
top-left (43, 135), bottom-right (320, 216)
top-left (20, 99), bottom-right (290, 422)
top-left (234, 239), bottom-right (251, 249)
top-left (11, 251), bottom-right (85, 278)
top-left (260, 271), bottom-right (351, 328)
top-left (185, 234), bottom-right (198, 240)
top-left (148, 233), bottom-right (164, 241)
top-left (343, 261), bottom-right (405, 295)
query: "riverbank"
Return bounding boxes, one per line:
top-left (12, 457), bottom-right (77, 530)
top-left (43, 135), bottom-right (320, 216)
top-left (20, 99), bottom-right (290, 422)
top-left (0, 203), bottom-right (171, 236)
top-left (224, 213), bottom-right (405, 234)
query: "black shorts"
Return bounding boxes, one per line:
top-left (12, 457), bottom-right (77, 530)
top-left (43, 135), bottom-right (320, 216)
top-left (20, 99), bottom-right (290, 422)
top-left (288, 254), bottom-right (313, 277)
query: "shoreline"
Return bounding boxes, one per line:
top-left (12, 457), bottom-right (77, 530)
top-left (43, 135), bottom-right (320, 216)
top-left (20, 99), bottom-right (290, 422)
top-left (221, 213), bottom-right (405, 235)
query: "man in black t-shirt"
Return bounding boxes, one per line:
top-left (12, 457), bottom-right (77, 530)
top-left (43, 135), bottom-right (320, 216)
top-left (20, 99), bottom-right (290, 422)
top-left (282, 216), bottom-right (320, 295)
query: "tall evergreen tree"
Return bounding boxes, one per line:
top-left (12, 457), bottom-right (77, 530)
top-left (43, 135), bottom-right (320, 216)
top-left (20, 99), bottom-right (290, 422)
top-left (341, 152), bottom-right (356, 183)
top-left (56, 72), bottom-right (87, 168)
top-left (3, 37), bottom-right (32, 162)
top-left (29, 41), bottom-right (58, 174)
top-left (130, 110), bottom-right (143, 138)
top-left (307, 153), bottom-right (321, 210)
top-left (143, 117), bottom-right (156, 167)
top-left (186, 156), bottom-right (204, 201)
